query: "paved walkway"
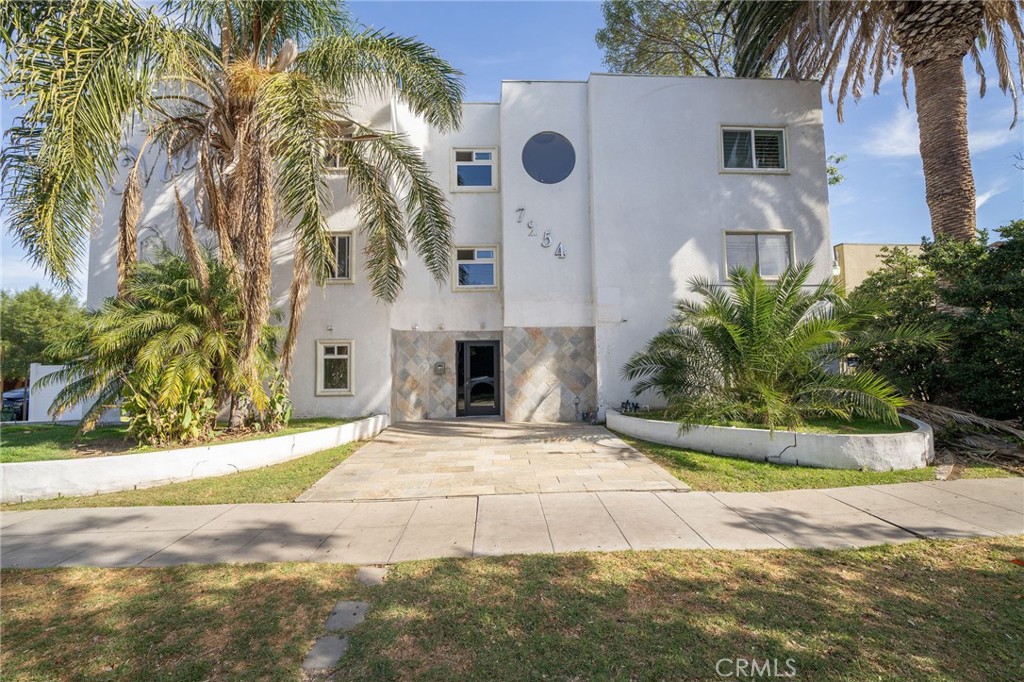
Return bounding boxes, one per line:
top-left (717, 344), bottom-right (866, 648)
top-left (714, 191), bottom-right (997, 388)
top-left (2, 478), bottom-right (1020, 568)
top-left (297, 421), bottom-right (686, 502)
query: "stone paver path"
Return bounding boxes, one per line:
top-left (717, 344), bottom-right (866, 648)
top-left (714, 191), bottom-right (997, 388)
top-left (2, 478), bottom-right (1020, 568)
top-left (297, 420), bottom-right (686, 502)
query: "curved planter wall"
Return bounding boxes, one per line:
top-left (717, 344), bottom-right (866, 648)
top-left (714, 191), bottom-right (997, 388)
top-left (1, 414), bottom-right (389, 504)
top-left (607, 410), bottom-right (933, 471)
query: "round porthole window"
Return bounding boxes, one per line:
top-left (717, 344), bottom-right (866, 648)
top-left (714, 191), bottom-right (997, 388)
top-left (522, 131), bottom-right (575, 184)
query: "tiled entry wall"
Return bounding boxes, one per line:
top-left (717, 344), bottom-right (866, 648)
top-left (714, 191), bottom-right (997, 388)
top-left (503, 326), bottom-right (597, 423)
top-left (391, 330), bottom-right (502, 421)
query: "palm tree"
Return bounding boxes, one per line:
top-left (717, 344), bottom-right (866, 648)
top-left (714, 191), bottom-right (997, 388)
top-left (622, 263), bottom-right (944, 432)
top-left (41, 250), bottom-right (281, 442)
top-left (1, 0), bottom-right (462, 397)
top-left (725, 0), bottom-right (1024, 242)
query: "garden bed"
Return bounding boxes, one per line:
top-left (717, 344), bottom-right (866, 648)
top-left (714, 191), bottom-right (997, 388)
top-left (608, 410), bottom-right (933, 471)
top-left (0, 414), bottom-right (389, 504)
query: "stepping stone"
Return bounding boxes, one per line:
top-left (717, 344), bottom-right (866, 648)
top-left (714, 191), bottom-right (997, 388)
top-left (355, 566), bottom-right (389, 586)
top-left (325, 601), bottom-right (369, 631)
top-left (301, 635), bottom-right (349, 671)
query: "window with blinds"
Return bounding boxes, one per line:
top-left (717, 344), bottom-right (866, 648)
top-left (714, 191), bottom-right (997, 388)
top-left (725, 232), bottom-right (792, 278)
top-left (722, 128), bottom-right (786, 170)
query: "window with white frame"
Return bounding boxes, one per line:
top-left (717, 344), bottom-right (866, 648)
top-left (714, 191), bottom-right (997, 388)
top-left (454, 246), bottom-right (498, 290)
top-left (323, 121), bottom-right (352, 172)
top-left (722, 128), bottom-right (786, 170)
top-left (453, 148), bottom-right (496, 189)
top-left (725, 232), bottom-right (792, 278)
top-left (316, 341), bottom-right (352, 395)
top-left (328, 233), bottom-right (352, 282)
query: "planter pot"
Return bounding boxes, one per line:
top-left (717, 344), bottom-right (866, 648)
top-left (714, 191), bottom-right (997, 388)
top-left (1, 414), bottom-right (389, 504)
top-left (607, 410), bottom-right (933, 471)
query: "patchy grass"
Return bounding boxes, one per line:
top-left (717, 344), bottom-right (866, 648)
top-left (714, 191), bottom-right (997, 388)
top-left (0, 417), bottom-right (353, 463)
top-left (620, 434), bottom-right (1012, 492)
top-left (2, 441), bottom-right (361, 510)
top-left (2, 538), bottom-right (1022, 681)
top-left (635, 410), bottom-right (916, 434)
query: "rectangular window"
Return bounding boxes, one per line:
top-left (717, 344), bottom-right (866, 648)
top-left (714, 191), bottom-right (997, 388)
top-left (725, 232), bottom-right (792, 278)
top-left (317, 341), bottom-right (352, 395)
top-left (454, 246), bottom-right (498, 290)
top-left (328, 233), bottom-right (352, 282)
top-left (324, 121), bottom-right (352, 172)
top-left (453, 148), bottom-right (497, 190)
top-left (722, 128), bottom-right (786, 170)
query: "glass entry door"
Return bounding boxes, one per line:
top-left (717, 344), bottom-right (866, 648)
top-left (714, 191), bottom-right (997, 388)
top-left (456, 341), bottom-right (500, 417)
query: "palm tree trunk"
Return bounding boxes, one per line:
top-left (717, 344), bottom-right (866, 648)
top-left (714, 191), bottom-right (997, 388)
top-left (913, 56), bottom-right (977, 242)
top-left (280, 245), bottom-right (310, 382)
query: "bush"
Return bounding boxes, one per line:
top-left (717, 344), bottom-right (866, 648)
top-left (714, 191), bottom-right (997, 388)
top-left (43, 251), bottom-right (286, 445)
top-left (851, 220), bottom-right (1024, 421)
top-left (622, 263), bottom-right (940, 432)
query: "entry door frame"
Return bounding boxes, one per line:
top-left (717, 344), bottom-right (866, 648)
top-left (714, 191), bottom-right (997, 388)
top-left (456, 340), bottom-right (501, 417)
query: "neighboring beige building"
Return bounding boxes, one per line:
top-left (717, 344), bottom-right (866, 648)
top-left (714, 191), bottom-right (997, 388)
top-left (834, 243), bottom-right (923, 291)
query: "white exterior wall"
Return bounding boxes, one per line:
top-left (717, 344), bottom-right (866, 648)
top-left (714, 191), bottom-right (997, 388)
top-left (499, 82), bottom-right (594, 328)
top-left (588, 75), bottom-right (832, 413)
top-left (390, 103), bottom-right (504, 333)
top-left (82, 74), bottom-right (831, 423)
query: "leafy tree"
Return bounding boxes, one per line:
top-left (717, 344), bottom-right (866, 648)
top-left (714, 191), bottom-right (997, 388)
top-left (826, 153), bottom-right (846, 186)
top-left (1, 0), bottom-right (463, 404)
top-left (725, 0), bottom-right (1024, 242)
top-left (622, 263), bottom-right (938, 431)
top-left (42, 251), bottom-right (282, 443)
top-left (596, 1), bottom-right (736, 76)
top-left (0, 286), bottom-right (86, 383)
top-left (853, 220), bottom-right (1024, 420)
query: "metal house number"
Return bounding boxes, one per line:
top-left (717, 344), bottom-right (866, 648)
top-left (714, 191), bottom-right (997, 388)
top-left (516, 207), bottom-right (566, 259)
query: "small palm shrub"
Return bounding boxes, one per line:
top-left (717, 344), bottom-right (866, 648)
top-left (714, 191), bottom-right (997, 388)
top-left (43, 251), bottom-right (284, 444)
top-left (623, 263), bottom-right (943, 432)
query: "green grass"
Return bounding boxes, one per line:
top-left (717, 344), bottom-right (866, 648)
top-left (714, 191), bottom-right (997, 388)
top-left (0, 417), bottom-right (352, 464)
top-left (619, 434), bottom-right (1012, 492)
top-left (2, 441), bottom-right (362, 510)
top-left (636, 410), bottom-right (916, 434)
top-left (2, 537), bottom-right (1022, 681)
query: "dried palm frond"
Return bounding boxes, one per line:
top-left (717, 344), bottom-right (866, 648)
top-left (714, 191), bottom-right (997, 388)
top-left (116, 164), bottom-right (142, 296)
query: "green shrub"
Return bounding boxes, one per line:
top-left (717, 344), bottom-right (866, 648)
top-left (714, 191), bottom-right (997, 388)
top-left (851, 220), bottom-right (1024, 420)
top-left (623, 262), bottom-right (942, 432)
top-left (42, 251), bottom-right (282, 445)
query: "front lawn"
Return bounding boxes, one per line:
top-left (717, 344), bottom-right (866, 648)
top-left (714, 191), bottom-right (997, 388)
top-left (1, 441), bottom-right (361, 510)
top-left (620, 434), bottom-right (1012, 492)
top-left (2, 537), bottom-right (1022, 681)
top-left (0, 417), bottom-right (352, 464)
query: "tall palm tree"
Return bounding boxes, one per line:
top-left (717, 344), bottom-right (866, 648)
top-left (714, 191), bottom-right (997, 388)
top-left (725, 0), bottom-right (1024, 242)
top-left (622, 263), bottom-right (944, 432)
top-left (1, 0), bottom-right (462, 395)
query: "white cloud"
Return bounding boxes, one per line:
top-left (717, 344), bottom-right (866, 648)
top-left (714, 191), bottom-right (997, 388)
top-left (861, 106), bottom-right (1019, 158)
top-left (861, 107), bottom-right (919, 157)
top-left (975, 177), bottom-right (1009, 209)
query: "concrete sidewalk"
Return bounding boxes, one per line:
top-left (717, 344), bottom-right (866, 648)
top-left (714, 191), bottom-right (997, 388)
top-left (2, 478), bottom-right (1020, 568)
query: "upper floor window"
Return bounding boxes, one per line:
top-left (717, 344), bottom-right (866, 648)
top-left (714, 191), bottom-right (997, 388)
top-left (454, 246), bottom-right (499, 290)
top-left (324, 121), bottom-right (352, 172)
top-left (453, 148), bottom-right (497, 190)
top-left (725, 232), bottom-right (792, 278)
top-left (328, 233), bottom-right (352, 282)
top-left (722, 128), bottom-right (786, 171)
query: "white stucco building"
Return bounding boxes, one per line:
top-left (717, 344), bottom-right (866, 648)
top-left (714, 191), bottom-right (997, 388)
top-left (87, 74), bottom-right (833, 423)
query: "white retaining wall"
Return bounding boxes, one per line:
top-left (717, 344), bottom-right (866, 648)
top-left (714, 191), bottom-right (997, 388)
top-left (1, 414), bottom-right (389, 503)
top-left (607, 410), bottom-right (933, 471)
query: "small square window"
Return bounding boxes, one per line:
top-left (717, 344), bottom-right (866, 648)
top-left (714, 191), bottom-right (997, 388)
top-left (328, 234), bottom-right (352, 281)
top-left (453, 148), bottom-right (497, 190)
top-left (725, 232), bottom-right (792, 278)
top-left (722, 128), bottom-right (786, 171)
top-left (454, 246), bottom-right (499, 290)
top-left (317, 340), bottom-right (352, 395)
top-left (323, 121), bottom-right (353, 172)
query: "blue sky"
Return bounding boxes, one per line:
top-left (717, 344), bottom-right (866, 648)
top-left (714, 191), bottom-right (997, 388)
top-left (2, 0), bottom-right (1022, 294)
